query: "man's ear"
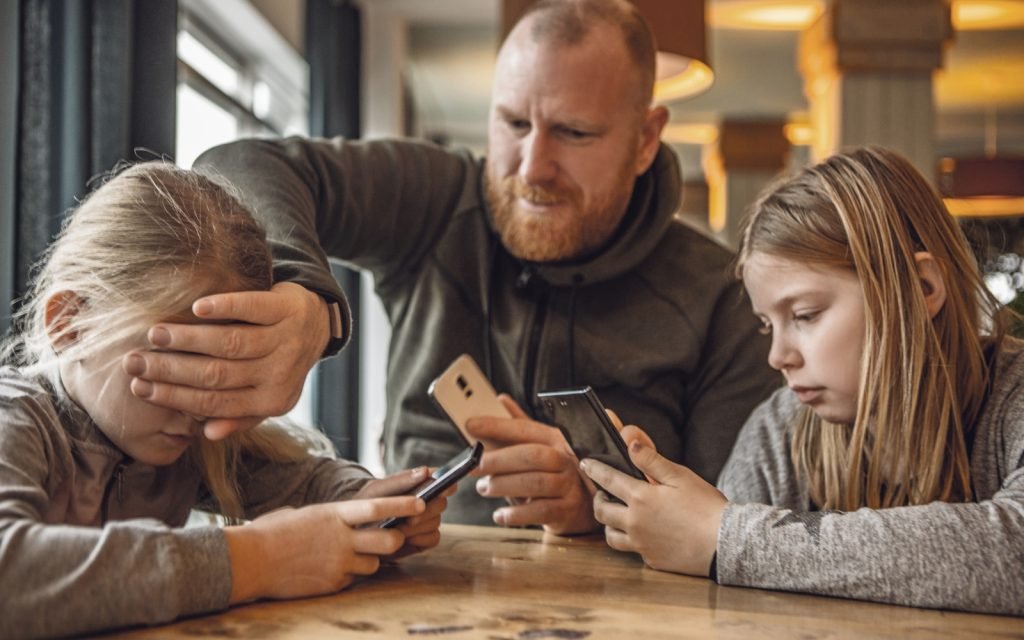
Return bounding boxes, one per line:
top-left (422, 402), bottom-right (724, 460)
top-left (914, 252), bottom-right (947, 319)
top-left (44, 291), bottom-right (85, 352)
top-left (635, 104), bottom-right (669, 176)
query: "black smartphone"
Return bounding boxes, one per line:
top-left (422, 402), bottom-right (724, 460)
top-left (536, 386), bottom-right (645, 501)
top-left (378, 441), bottom-right (483, 529)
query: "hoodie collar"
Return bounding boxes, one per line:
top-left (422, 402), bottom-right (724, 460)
top-left (483, 143), bottom-right (682, 288)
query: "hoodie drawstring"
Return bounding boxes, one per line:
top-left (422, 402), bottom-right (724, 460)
top-left (483, 234), bottom-right (501, 382)
top-left (567, 274), bottom-right (583, 388)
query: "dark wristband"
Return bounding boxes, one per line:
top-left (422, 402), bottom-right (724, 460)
top-left (323, 298), bottom-right (347, 357)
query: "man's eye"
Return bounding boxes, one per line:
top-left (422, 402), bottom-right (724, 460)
top-left (507, 119), bottom-right (529, 131)
top-left (559, 127), bottom-right (590, 140)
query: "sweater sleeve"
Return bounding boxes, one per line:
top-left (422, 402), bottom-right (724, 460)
top-left (715, 391), bottom-right (1024, 615)
top-left (234, 451), bottom-right (376, 519)
top-left (193, 136), bottom-right (479, 298)
top-left (0, 399), bottom-right (232, 638)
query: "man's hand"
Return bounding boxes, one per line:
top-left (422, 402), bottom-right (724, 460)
top-left (122, 282), bottom-right (330, 440)
top-left (466, 395), bottom-right (599, 536)
top-left (580, 431), bottom-right (726, 577)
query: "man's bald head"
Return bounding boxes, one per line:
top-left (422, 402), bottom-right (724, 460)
top-left (505, 0), bottom-right (657, 115)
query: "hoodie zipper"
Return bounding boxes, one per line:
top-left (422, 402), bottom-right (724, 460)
top-left (115, 464), bottom-right (126, 503)
top-left (523, 288), bottom-right (550, 414)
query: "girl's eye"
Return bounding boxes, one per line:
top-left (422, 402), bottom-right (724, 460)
top-left (792, 310), bottom-right (820, 324)
top-left (757, 320), bottom-right (772, 336)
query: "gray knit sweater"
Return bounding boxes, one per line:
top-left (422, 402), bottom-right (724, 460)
top-left (717, 341), bottom-right (1024, 615)
top-left (0, 368), bottom-right (375, 638)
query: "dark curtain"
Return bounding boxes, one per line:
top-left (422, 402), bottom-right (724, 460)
top-left (306, 0), bottom-right (363, 459)
top-left (14, 0), bottom-right (176, 303)
top-left (1, 2), bottom-right (18, 333)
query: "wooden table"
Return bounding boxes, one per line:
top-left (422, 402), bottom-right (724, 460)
top-left (106, 524), bottom-right (1022, 639)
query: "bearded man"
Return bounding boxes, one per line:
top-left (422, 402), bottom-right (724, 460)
top-left (123, 0), bottom-right (779, 533)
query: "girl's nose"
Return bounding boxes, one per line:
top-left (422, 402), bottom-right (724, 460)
top-left (767, 336), bottom-right (800, 371)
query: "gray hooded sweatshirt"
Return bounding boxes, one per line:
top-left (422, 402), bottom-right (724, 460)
top-left (195, 137), bottom-right (781, 524)
top-left (0, 369), bottom-right (374, 638)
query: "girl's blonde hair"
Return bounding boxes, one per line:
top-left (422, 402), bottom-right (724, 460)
top-left (2, 162), bottom-right (333, 519)
top-left (737, 146), bottom-right (1004, 510)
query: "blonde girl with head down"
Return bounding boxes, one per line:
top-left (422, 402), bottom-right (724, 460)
top-left (0, 163), bottom-right (450, 639)
top-left (580, 146), bottom-right (1024, 615)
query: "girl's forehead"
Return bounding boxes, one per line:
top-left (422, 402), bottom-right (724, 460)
top-left (743, 253), bottom-right (860, 307)
top-left (742, 252), bottom-right (806, 277)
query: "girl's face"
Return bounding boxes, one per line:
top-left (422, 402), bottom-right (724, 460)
top-left (742, 252), bottom-right (866, 424)
top-left (61, 329), bottom-right (204, 466)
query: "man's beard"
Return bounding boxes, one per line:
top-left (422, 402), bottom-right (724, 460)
top-left (485, 165), bottom-right (635, 263)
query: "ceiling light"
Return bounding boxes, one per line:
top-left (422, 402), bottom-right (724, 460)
top-left (783, 122), bottom-right (813, 146)
top-left (709, 0), bottom-right (824, 31)
top-left (953, 0), bottom-right (1024, 30)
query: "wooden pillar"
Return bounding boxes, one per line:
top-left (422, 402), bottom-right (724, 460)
top-left (799, 0), bottom-right (952, 177)
top-left (704, 120), bottom-right (789, 248)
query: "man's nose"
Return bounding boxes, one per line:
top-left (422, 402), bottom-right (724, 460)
top-left (518, 130), bottom-right (558, 185)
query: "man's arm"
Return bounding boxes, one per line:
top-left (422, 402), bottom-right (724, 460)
top-left (126, 137), bottom-right (479, 436)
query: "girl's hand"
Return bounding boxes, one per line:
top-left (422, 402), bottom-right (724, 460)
top-left (580, 437), bottom-right (726, 577)
top-left (354, 466), bottom-right (454, 558)
top-left (224, 496), bottom-right (424, 603)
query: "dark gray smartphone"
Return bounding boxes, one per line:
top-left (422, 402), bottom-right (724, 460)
top-left (378, 442), bottom-right (483, 529)
top-left (536, 386), bottom-right (645, 501)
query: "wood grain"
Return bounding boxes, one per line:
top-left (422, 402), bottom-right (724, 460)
top-left (102, 524), bottom-right (1023, 639)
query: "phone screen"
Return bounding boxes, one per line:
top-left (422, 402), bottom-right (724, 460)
top-left (537, 387), bottom-right (645, 501)
top-left (378, 442), bottom-right (483, 528)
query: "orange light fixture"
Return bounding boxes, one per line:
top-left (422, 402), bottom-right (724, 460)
top-left (953, 0), bottom-right (1024, 30)
top-left (940, 156), bottom-right (1024, 217)
top-left (710, 0), bottom-right (823, 30)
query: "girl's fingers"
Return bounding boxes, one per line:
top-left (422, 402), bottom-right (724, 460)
top-left (336, 496), bottom-right (425, 527)
top-left (603, 526), bottom-right (635, 553)
top-left (351, 527), bottom-right (405, 555)
top-left (348, 552), bottom-right (383, 576)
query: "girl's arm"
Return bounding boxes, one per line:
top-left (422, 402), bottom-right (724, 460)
top-left (0, 397), bottom-right (423, 638)
top-left (589, 389), bottom-right (1024, 615)
top-left (585, 428), bottom-right (1024, 615)
top-left (716, 486), bottom-right (1024, 615)
top-left (715, 383), bottom-right (1024, 615)
top-left (0, 399), bottom-right (232, 638)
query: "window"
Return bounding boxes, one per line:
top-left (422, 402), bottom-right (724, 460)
top-left (175, 0), bottom-right (316, 427)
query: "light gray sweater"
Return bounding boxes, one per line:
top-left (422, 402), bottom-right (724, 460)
top-left (0, 369), bottom-right (375, 638)
top-left (717, 341), bottom-right (1024, 615)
